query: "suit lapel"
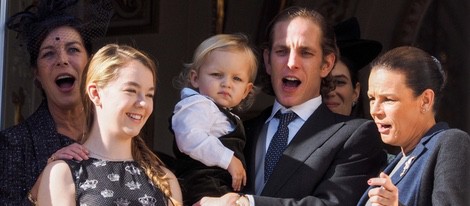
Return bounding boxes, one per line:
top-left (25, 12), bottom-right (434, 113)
top-left (389, 123), bottom-right (447, 185)
top-left (359, 153), bottom-right (404, 205)
top-left (388, 147), bottom-right (424, 185)
top-left (262, 105), bottom-right (345, 195)
top-left (244, 107), bottom-right (272, 192)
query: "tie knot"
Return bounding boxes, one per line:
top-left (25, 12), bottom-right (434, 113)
top-left (275, 111), bottom-right (298, 125)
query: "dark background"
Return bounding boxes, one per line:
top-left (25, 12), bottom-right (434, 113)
top-left (3, 0), bottom-right (469, 156)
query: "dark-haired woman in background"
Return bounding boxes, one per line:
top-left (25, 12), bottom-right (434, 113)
top-left (324, 17), bottom-right (382, 117)
top-left (357, 46), bottom-right (470, 206)
top-left (0, 0), bottom-right (112, 204)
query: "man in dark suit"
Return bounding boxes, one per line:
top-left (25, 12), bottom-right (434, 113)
top-left (195, 6), bottom-right (387, 206)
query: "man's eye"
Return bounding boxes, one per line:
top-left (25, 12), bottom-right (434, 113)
top-left (301, 51), bottom-right (313, 56)
top-left (275, 49), bottom-right (288, 56)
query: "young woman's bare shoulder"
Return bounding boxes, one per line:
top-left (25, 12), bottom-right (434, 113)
top-left (38, 160), bottom-right (75, 204)
top-left (160, 166), bottom-right (183, 204)
top-left (161, 167), bottom-right (177, 179)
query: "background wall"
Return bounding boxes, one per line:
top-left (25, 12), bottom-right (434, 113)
top-left (2, 0), bottom-right (469, 157)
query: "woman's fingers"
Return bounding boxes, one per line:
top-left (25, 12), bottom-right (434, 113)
top-left (367, 172), bottom-right (399, 206)
top-left (51, 143), bottom-right (89, 162)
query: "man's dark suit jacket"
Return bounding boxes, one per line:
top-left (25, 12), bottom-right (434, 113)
top-left (243, 104), bottom-right (387, 206)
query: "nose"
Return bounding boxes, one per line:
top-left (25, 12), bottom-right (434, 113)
top-left (221, 77), bottom-right (232, 88)
top-left (370, 101), bottom-right (383, 117)
top-left (326, 90), bottom-right (337, 98)
top-left (287, 52), bottom-right (299, 70)
top-left (136, 95), bottom-right (148, 108)
top-left (56, 50), bottom-right (69, 66)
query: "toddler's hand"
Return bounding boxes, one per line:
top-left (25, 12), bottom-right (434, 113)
top-left (227, 156), bottom-right (246, 191)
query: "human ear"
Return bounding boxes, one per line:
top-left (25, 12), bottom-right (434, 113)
top-left (33, 67), bottom-right (39, 79)
top-left (189, 69), bottom-right (199, 88)
top-left (33, 67), bottom-right (42, 88)
top-left (320, 53), bottom-right (335, 77)
top-left (87, 83), bottom-right (101, 107)
top-left (243, 83), bottom-right (254, 99)
top-left (420, 89), bottom-right (435, 112)
top-left (263, 49), bottom-right (272, 75)
top-left (353, 82), bottom-right (361, 102)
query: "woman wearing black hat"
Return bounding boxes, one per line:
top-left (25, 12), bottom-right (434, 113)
top-left (324, 17), bottom-right (382, 117)
top-left (0, 0), bottom-right (112, 204)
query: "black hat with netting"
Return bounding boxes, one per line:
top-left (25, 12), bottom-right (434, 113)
top-left (6, 0), bottom-right (114, 67)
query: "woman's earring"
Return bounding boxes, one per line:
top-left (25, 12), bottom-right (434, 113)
top-left (352, 101), bottom-right (358, 107)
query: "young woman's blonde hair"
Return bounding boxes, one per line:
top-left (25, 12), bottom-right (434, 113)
top-left (173, 33), bottom-right (258, 111)
top-left (81, 44), bottom-right (181, 206)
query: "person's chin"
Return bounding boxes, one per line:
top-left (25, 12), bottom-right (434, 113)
top-left (276, 96), bottom-right (301, 108)
top-left (380, 133), bottom-right (396, 145)
top-left (325, 102), bottom-right (340, 109)
top-left (53, 96), bottom-right (80, 108)
top-left (328, 107), bottom-right (342, 114)
top-left (124, 128), bottom-right (141, 138)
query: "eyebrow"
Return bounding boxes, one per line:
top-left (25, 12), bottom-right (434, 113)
top-left (333, 74), bottom-right (350, 80)
top-left (39, 41), bottom-right (84, 52)
top-left (272, 44), bottom-right (287, 50)
top-left (367, 92), bottom-right (396, 97)
top-left (125, 81), bottom-right (155, 91)
top-left (299, 46), bottom-right (317, 53)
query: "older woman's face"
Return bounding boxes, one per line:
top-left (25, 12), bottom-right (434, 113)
top-left (35, 26), bottom-right (88, 109)
top-left (324, 60), bottom-right (360, 116)
top-left (368, 68), bottom-right (424, 152)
